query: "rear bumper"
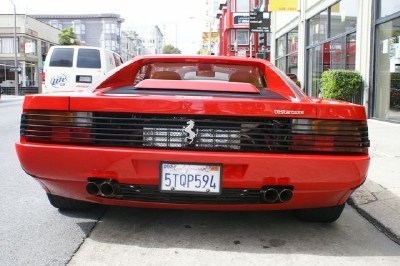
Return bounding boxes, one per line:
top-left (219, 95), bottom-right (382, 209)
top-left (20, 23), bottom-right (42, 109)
top-left (16, 142), bottom-right (370, 210)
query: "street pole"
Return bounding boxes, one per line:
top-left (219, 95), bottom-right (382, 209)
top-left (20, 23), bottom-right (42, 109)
top-left (10, 0), bottom-right (18, 96)
top-left (208, 22), bottom-right (212, 55)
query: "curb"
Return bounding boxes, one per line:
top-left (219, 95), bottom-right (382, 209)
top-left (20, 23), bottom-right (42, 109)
top-left (348, 180), bottom-right (400, 245)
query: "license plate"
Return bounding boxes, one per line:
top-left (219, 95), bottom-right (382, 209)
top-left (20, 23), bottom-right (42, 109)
top-left (77, 75), bottom-right (92, 83)
top-left (160, 162), bottom-right (222, 194)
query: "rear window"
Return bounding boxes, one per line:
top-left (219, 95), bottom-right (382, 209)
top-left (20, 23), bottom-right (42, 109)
top-left (134, 63), bottom-right (266, 87)
top-left (49, 48), bottom-right (74, 67)
top-left (77, 49), bottom-right (101, 68)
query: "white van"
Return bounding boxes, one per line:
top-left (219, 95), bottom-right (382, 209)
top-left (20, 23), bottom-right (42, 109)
top-left (42, 45), bottom-right (123, 93)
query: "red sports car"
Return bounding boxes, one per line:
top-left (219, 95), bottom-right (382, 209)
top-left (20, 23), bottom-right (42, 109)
top-left (15, 55), bottom-right (370, 222)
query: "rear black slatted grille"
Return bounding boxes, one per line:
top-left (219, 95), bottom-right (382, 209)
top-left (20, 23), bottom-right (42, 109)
top-left (20, 112), bottom-right (369, 154)
top-left (118, 185), bottom-right (262, 204)
top-left (91, 113), bottom-right (292, 152)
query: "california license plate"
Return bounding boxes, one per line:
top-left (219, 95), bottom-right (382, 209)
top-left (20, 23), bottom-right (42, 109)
top-left (160, 162), bottom-right (222, 194)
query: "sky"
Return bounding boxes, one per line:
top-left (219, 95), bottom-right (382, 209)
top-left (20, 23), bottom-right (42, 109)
top-left (7, 0), bottom-right (211, 54)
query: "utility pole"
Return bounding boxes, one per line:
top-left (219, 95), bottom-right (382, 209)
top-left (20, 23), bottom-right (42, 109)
top-left (10, 0), bottom-right (18, 95)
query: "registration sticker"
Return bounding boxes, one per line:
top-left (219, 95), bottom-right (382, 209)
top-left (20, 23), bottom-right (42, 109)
top-left (160, 162), bottom-right (222, 194)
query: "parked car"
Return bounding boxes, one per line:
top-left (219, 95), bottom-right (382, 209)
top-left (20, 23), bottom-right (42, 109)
top-left (15, 55), bottom-right (370, 222)
top-left (42, 45), bottom-right (123, 93)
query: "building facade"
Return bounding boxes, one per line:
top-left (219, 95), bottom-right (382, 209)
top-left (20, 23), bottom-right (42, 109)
top-left (120, 30), bottom-right (146, 62)
top-left (125, 25), bottom-right (164, 55)
top-left (0, 14), bottom-right (60, 94)
top-left (271, 0), bottom-right (400, 122)
top-left (216, 0), bottom-right (400, 123)
top-left (217, 1), bottom-right (269, 58)
top-left (30, 14), bottom-right (125, 54)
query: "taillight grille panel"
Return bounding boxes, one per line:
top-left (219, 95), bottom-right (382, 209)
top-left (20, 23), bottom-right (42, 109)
top-left (20, 111), bottom-right (369, 154)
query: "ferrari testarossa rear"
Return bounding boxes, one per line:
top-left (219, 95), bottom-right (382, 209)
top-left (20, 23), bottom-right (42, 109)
top-left (15, 55), bottom-right (370, 222)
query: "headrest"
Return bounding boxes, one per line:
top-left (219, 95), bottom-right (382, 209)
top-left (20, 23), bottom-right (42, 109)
top-left (229, 72), bottom-right (259, 86)
top-left (151, 71), bottom-right (181, 80)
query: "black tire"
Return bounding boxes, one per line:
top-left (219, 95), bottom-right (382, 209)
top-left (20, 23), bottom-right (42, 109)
top-left (294, 203), bottom-right (345, 223)
top-left (46, 193), bottom-right (96, 211)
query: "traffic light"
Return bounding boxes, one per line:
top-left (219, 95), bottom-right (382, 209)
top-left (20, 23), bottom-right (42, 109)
top-left (42, 53), bottom-right (47, 65)
top-left (258, 33), bottom-right (266, 46)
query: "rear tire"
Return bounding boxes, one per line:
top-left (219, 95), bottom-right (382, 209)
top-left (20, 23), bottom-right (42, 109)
top-left (47, 193), bottom-right (96, 210)
top-left (294, 203), bottom-right (345, 223)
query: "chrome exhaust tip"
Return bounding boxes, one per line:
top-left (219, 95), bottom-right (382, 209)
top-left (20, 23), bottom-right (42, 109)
top-left (100, 181), bottom-right (117, 196)
top-left (86, 182), bottom-right (100, 196)
top-left (262, 188), bottom-right (279, 203)
top-left (279, 188), bottom-right (294, 203)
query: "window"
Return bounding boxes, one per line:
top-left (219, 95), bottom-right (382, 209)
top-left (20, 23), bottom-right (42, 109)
top-left (0, 37), bottom-right (17, 53)
top-left (330, 0), bottom-right (357, 38)
top-left (49, 48), bottom-right (74, 67)
top-left (374, 17), bottom-right (400, 120)
top-left (306, 1), bottom-right (357, 97)
top-left (73, 20), bottom-right (81, 34)
top-left (308, 10), bottom-right (328, 46)
top-left (346, 33), bottom-right (356, 70)
top-left (307, 45), bottom-right (324, 97)
top-left (49, 20), bottom-right (62, 30)
top-left (275, 28), bottom-right (298, 75)
top-left (77, 49), bottom-right (101, 68)
top-left (25, 39), bottom-right (37, 55)
top-left (73, 20), bottom-right (85, 35)
top-left (276, 35), bottom-right (286, 57)
top-left (251, 0), bottom-right (257, 10)
top-left (276, 58), bottom-right (286, 73)
top-left (378, 0), bottom-right (400, 18)
top-left (236, 30), bottom-right (249, 45)
top-left (236, 0), bottom-right (249, 12)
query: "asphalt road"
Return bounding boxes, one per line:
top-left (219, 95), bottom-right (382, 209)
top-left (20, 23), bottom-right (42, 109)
top-left (0, 97), bottom-right (105, 265)
top-left (1, 96), bottom-right (399, 266)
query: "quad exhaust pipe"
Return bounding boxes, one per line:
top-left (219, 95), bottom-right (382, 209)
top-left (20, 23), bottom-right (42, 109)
top-left (86, 182), bottom-right (100, 196)
top-left (86, 180), bottom-right (119, 197)
top-left (262, 188), bottom-right (280, 203)
top-left (87, 180), bottom-right (293, 203)
top-left (261, 187), bottom-right (293, 203)
top-left (278, 188), bottom-right (293, 203)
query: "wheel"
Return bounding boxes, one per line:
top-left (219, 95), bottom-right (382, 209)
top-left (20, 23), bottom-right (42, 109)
top-left (294, 203), bottom-right (345, 223)
top-left (46, 193), bottom-right (96, 210)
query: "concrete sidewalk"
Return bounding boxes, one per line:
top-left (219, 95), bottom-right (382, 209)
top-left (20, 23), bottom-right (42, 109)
top-left (348, 119), bottom-right (400, 245)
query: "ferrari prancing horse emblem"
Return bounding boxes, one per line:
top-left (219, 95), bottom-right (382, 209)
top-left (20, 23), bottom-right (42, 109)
top-left (182, 120), bottom-right (198, 144)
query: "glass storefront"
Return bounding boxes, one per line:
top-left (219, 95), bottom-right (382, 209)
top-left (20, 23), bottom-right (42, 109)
top-left (374, 17), bottom-right (400, 121)
top-left (0, 60), bottom-right (40, 94)
top-left (1, 35), bottom-right (49, 95)
top-left (306, 0), bottom-right (358, 99)
top-left (275, 27), bottom-right (298, 77)
top-left (272, 0), bottom-right (400, 122)
top-left (0, 60), bottom-right (17, 88)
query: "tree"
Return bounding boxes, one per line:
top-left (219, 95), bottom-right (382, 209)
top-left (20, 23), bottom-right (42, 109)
top-left (58, 27), bottom-right (79, 45)
top-left (163, 44), bottom-right (181, 54)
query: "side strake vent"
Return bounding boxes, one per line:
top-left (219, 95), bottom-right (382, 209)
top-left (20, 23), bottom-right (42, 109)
top-left (20, 111), bottom-right (369, 154)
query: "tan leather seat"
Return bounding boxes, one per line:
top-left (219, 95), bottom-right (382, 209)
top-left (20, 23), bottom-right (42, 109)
top-left (151, 71), bottom-right (181, 80)
top-left (229, 72), bottom-right (261, 87)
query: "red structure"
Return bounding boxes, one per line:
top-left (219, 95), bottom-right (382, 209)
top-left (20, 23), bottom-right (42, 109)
top-left (217, 0), bottom-right (269, 59)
